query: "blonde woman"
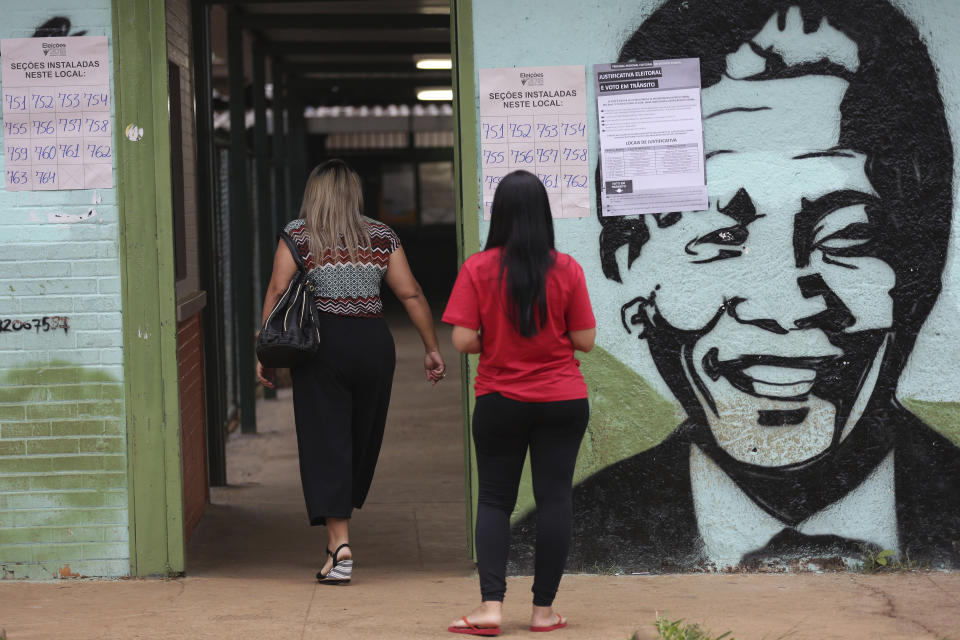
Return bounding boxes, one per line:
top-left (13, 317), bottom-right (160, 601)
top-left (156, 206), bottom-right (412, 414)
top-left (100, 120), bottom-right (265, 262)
top-left (257, 159), bottom-right (446, 584)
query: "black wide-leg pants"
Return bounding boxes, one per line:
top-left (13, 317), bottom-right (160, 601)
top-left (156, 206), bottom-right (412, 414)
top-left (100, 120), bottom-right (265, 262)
top-left (291, 314), bottom-right (395, 526)
top-left (472, 392), bottom-right (589, 607)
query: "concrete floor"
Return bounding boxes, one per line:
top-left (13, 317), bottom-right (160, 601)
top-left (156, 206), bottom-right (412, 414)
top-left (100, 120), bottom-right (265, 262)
top-left (1, 321), bottom-right (960, 639)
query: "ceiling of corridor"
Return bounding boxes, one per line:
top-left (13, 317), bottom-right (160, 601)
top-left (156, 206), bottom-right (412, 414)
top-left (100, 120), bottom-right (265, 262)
top-left (210, 0), bottom-right (452, 106)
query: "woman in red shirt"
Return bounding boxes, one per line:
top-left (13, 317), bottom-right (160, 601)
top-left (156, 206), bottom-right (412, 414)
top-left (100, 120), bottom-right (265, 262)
top-left (443, 170), bottom-right (595, 635)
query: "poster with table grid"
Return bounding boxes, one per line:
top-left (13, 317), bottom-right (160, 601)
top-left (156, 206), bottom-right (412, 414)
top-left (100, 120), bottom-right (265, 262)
top-left (1, 36), bottom-right (112, 191)
top-left (479, 65), bottom-right (589, 219)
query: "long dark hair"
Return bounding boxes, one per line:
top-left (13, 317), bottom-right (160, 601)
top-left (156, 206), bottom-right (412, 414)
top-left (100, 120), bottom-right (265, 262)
top-left (485, 170), bottom-right (556, 337)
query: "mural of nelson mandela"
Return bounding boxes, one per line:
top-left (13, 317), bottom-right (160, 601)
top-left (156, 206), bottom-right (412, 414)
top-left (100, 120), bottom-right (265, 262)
top-left (512, 0), bottom-right (960, 571)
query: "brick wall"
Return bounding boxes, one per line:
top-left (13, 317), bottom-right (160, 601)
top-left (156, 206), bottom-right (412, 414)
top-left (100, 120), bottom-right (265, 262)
top-left (0, 2), bottom-right (128, 579)
top-left (166, 0), bottom-right (209, 542)
top-left (167, 0), bottom-right (201, 301)
top-left (177, 314), bottom-right (207, 540)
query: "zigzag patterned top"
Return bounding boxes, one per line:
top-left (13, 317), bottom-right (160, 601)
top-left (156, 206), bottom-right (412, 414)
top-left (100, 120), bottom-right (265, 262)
top-left (284, 217), bottom-right (400, 318)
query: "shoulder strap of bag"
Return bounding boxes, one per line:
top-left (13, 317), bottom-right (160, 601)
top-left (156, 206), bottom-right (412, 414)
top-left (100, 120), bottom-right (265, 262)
top-left (279, 231), bottom-right (306, 271)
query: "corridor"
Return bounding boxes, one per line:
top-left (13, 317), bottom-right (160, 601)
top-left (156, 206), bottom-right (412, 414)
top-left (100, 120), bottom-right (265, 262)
top-left (187, 319), bottom-right (472, 580)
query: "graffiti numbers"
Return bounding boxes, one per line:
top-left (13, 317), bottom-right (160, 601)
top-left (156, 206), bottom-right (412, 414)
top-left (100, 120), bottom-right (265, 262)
top-left (86, 143), bottom-right (111, 160)
top-left (510, 148), bottom-right (534, 165)
top-left (563, 173), bottom-right (588, 189)
top-left (4, 94), bottom-right (27, 111)
top-left (536, 123), bottom-right (559, 138)
top-left (35, 170), bottom-right (56, 185)
top-left (6, 170), bottom-right (28, 185)
top-left (482, 122), bottom-right (505, 140)
top-left (537, 148), bottom-right (559, 163)
top-left (484, 174), bottom-right (504, 189)
top-left (83, 92), bottom-right (109, 108)
top-left (58, 117), bottom-right (82, 133)
top-left (6, 146), bottom-right (29, 162)
top-left (537, 172), bottom-right (559, 189)
top-left (0, 316), bottom-right (70, 334)
top-left (560, 121), bottom-right (586, 137)
top-left (509, 122), bottom-right (532, 138)
top-left (34, 145), bottom-right (57, 160)
top-left (31, 94), bottom-right (55, 111)
top-left (84, 118), bottom-right (109, 134)
top-left (58, 143), bottom-right (80, 159)
top-left (3, 73), bottom-right (113, 190)
top-left (481, 107), bottom-right (588, 216)
top-left (57, 92), bottom-right (81, 109)
top-left (4, 121), bottom-right (28, 136)
top-left (33, 119), bottom-right (55, 135)
top-left (483, 149), bottom-right (505, 165)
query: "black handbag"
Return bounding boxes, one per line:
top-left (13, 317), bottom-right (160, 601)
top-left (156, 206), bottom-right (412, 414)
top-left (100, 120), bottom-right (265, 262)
top-left (255, 232), bottom-right (321, 368)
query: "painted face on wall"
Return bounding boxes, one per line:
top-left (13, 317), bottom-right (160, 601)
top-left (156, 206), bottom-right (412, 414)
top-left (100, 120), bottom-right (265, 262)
top-left (621, 10), bottom-right (897, 467)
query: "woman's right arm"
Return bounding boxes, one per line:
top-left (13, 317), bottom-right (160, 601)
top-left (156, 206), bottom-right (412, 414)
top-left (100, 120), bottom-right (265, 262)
top-left (566, 258), bottom-right (596, 353)
top-left (384, 245), bottom-right (446, 384)
top-left (256, 238), bottom-right (298, 388)
top-left (261, 237), bottom-right (299, 326)
top-left (451, 325), bottom-right (482, 354)
top-left (442, 258), bottom-right (483, 355)
top-left (568, 328), bottom-right (596, 352)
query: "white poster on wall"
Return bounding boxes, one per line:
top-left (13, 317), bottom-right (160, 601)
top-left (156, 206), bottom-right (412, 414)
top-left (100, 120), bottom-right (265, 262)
top-left (595, 58), bottom-right (707, 216)
top-left (1, 36), bottom-right (113, 191)
top-left (479, 65), bottom-right (589, 219)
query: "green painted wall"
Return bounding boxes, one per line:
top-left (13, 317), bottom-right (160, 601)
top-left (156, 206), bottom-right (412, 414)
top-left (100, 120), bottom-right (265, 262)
top-left (466, 0), bottom-right (960, 571)
top-left (0, 0), bottom-right (183, 579)
top-left (0, 4), bottom-right (128, 579)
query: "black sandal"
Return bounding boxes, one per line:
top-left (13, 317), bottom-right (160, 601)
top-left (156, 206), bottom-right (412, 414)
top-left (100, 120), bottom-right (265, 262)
top-left (316, 542), bottom-right (352, 585)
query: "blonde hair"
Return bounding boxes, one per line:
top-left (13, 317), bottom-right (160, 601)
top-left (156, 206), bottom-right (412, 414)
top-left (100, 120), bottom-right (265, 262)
top-left (299, 160), bottom-right (370, 262)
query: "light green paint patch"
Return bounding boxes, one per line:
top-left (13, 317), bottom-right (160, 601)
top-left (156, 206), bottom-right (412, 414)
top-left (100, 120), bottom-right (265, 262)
top-left (507, 356), bottom-right (960, 522)
top-left (0, 360), bottom-right (123, 438)
top-left (512, 346), bottom-right (680, 522)
top-left (901, 399), bottom-right (960, 446)
top-left (2, 363), bottom-right (115, 386)
top-left (576, 345), bottom-right (682, 480)
top-left (2, 422), bottom-right (51, 438)
top-left (0, 360), bottom-right (123, 427)
top-left (0, 406), bottom-right (25, 421)
top-left (0, 361), bottom-right (128, 577)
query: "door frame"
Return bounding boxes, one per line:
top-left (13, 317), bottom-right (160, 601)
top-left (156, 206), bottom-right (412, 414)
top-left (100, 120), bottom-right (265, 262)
top-left (451, 0), bottom-right (480, 558)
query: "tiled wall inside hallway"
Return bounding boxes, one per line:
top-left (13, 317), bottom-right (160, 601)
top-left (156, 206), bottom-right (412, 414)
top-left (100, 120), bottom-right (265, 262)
top-left (0, 2), bottom-right (127, 579)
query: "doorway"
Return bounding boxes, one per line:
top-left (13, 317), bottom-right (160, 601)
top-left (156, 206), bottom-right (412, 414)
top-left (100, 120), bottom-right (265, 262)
top-left (183, 0), bottom-right (472, 574)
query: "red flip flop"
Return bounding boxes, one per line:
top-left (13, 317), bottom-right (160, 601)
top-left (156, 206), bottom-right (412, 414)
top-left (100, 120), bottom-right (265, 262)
top-left (530, 615), bottom-right (567, 632)
top-left (447, 616), bottom-right (502, 636)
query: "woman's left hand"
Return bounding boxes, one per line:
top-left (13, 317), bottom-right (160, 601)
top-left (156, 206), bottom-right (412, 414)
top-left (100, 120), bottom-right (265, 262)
top-left (256, 361), bottom-right (276, 389)
top-left (424, 350), bottom-right (446, 385)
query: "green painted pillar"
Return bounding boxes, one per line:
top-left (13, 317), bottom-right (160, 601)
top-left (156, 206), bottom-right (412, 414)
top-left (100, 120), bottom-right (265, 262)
top-left (451, 0), bottom-right (479, 559)
top-left (112, 0), bottom-right (185, 576)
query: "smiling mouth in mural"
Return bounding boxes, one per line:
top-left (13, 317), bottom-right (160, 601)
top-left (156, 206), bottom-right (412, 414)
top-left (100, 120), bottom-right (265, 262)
top-left (702, 348), bottom-right (839, 404)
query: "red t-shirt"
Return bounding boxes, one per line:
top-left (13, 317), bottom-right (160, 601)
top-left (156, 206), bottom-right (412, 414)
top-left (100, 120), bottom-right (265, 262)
top-left (442, 248), bottom-right (595, 402)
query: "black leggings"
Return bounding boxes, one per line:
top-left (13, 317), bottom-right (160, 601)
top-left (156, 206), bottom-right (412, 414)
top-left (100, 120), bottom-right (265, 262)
top-left (472, 392), bottom-right (589, 607)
